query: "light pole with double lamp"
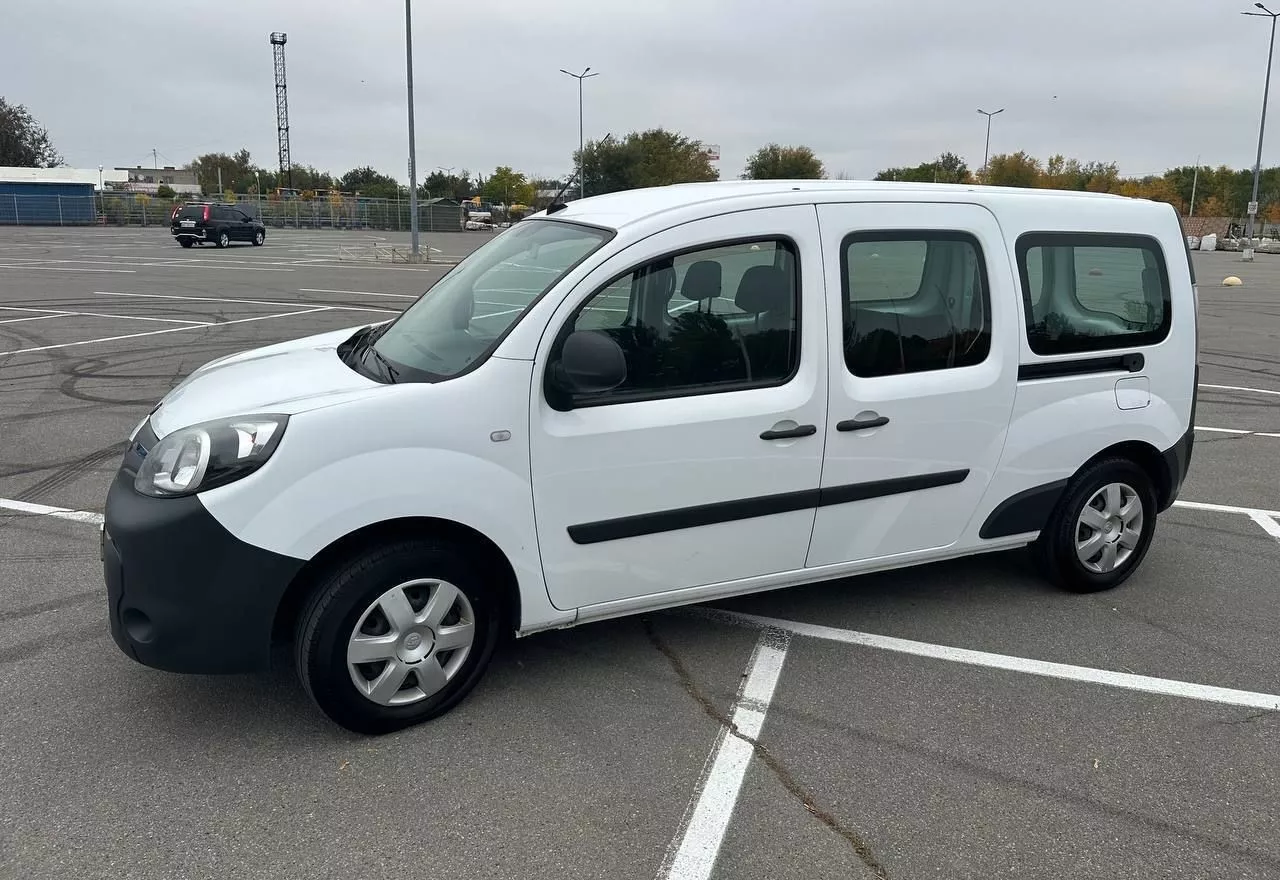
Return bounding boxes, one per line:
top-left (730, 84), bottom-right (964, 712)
top-left (977, 108), bottom-right (1004, 178)
top-left (560, 67), bottom-right (599, 201)
top-left (1243, 3), bottom-right (1280, 256)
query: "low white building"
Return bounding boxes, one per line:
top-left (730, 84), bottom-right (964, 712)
top-left (0, 166), bottom-right (129, 191)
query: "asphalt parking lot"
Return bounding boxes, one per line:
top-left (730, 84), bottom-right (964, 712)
top-left (1, 226), bottom-right (1278, 880)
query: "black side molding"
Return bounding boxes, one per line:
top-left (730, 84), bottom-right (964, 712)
top-left (820, 469), bottom-right (968, 507)
top-left (567, 488), bottom-right (819, 545)
top-left (568, 470), bottom-right (969, 545)
top-left (978, 480), bottom-right (1069, 539)
top-left (1018, 353), bottom-right (1144, 381)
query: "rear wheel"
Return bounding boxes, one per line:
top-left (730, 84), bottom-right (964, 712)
top-left (294, 538), bottom-right (504, 734)
top-left (1033, 457), bottom-right (1157, 593)
top-left (216, 230), bottom-right (230, 248)
top-left (179, 238), bottom-right (194, 248)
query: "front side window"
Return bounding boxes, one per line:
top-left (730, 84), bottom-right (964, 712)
top-left (549, 238), bottom-right (800, 405)
top-left (1016, 232), bottom-right (1171, 355)
top-left (370, 219), bottom-right (612, 381)
top-left (842, 231), bottom-right (991, 378)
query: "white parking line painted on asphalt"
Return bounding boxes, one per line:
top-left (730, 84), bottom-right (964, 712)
top-left (0, 264), bottom-right (136, 274)
top-left (0, 313), bottom-right (67, 325)
top-left (95, 291), bottom-right (398, 314)
top-left (661, 630), bottom-right (790, 880)
top-left (0, 308), bottom-right (332, 357)
top-left (1249, 512), bottom-right (1280, 543)
top-left (1173, 499), bottom-right (1280, 518)
top-left (1200, 382), bottom-right (1280, 397)
top-left (0, 306), bottom-right (208, 326)
top-left (1196, 426), bottom-right (1280, 439)
top-left (299, 287), bottom-right (417, 299)
top-left (700, 609), bottom-right (1280, 712)
top-left (0, 498), bottom-right (104, 526)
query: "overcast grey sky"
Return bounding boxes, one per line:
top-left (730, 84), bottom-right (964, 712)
top-left (1, 0), bottom-right (1272, 182)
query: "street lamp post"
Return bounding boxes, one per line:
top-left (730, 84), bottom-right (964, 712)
top-left (560, 67), bottom-right (599, 200)
top-left (977, 108), bottom-right (1005, 178)
top-left (405, 0), bottom-right (420, 260)
top-left (1244, 3), bottom-right (1280, 255)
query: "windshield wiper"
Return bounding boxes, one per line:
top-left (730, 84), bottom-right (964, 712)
top-left (348, 323), bottom-right (398, 383)
top-left (362, 340), bottom-right (400, 383)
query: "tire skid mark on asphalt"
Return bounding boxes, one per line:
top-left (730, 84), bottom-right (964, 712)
top-left (14, 444), bottom-right (126, 503)
top-left (0, 590), bottom-right (102, 625)
top-left (0, 621), bottom-right (106, 667)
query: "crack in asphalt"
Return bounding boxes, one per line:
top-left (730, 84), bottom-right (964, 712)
top-left (643, 618), bottom-right (890, 879)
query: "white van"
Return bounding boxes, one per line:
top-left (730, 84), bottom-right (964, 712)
top-left (102, 181), bottom-right (1198, 733)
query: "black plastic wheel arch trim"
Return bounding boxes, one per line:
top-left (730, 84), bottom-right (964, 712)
top-left (978, 480), bottom-right (1070, 540)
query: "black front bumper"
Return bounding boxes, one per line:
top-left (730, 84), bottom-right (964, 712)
top-left (103, 465), bottom-right (304, 674)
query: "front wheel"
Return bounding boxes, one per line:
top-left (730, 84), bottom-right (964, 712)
top-left (216, 231), bottom-right (230, 248)
top-left (1033, 457), bottom-right (1157, 593)
top-left (294, 539), bottom-right (504, 734)
top-left (252, 230), bottom-right (265, 246)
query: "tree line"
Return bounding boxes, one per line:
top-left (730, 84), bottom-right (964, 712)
top-left (3, 93), bottom-right (1277, 219)
top-left (875, 150), bottom-right (1280, 220)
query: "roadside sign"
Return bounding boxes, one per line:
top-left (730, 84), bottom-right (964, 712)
top-left (1248, 200), bottom-right (1259, 216)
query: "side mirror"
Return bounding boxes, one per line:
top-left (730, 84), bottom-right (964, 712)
top-left (552, 330), bottom-right (627, 400)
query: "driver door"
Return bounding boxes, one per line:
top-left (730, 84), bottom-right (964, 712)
top-left (529, 205), bottom-right (828, 612)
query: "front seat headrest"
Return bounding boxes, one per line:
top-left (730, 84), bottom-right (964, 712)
top-left (735, 265), bottom-right (791, 315)
top-left (680, 260), bottom-right (723, 302)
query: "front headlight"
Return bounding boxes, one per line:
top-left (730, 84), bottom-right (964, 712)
top-left (134, 414), bottom-right (289, 498)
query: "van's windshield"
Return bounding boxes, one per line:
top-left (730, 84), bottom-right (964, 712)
top-left (363, 219), bottom-right (612, 382)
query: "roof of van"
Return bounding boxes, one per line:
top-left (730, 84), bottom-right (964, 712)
top-left (543, 179), bottom-right (1143, 230)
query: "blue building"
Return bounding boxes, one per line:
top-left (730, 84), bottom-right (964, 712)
top-left (0, 167), bottom-right (120, 225)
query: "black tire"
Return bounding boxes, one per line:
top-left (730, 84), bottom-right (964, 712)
top-left (215, 230), bottom-right (230, 248)
top-left (179, 238), bottom-right (194, 248)
top-left (252, 230), bottom-right (265, 246)
top-left (1033, 457), bottom-right (1158, 593)
top-left (294, 538), bottom-right (504, 734)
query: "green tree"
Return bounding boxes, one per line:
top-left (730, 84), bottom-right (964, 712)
top-left (577, 128), bottom-right (718, 196)
top-left (742, 143), bottom-right (825, 179)
top-left (984, 151), bottom-right (1042, 187)
top-left (339, 166), bottom-right (401, 199)
top-left (1080, 161), bottom-right (1120, 193)
top-left (933, 152), bottom-right (969, 184)
top-left (187, 149), bottom-right (257, 194)
top-left (155, 183), bottom-right (176, 200)
top-left (421, 169), bottom-right (472, 200)
top-left (0, 97), bottom-right (62, 167)
top-left (480, 166), bottom-right (535, 205)
top-left (873, 152), bottom-right (969, 184)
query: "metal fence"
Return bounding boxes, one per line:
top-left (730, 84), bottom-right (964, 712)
top-left (0, 192), bottom-right (467, 232)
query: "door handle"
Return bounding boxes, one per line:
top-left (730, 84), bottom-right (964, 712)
top-left (760, 424), bottom-right (817, 441)
top-left (836, 416), bottom-right (890, 432)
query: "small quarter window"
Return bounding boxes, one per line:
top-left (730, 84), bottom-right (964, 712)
top-left (1016, 232), bottom-right (1172, 355)
top-left (841, 231), bottom-right (991, 378)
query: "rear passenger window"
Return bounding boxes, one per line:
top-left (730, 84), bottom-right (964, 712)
top-left (841, 231), bottom-right (991, 378)
top-left (1016, 233), bottom-right (1171, 355)
top-left (551, 238), bottom-right (800, 404)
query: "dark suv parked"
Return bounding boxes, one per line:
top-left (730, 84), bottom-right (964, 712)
top-left (170, 203), bottom-right (266, 248)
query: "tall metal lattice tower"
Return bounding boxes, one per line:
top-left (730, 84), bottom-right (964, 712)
top-left (269, 32), bottom-right (292, 190)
